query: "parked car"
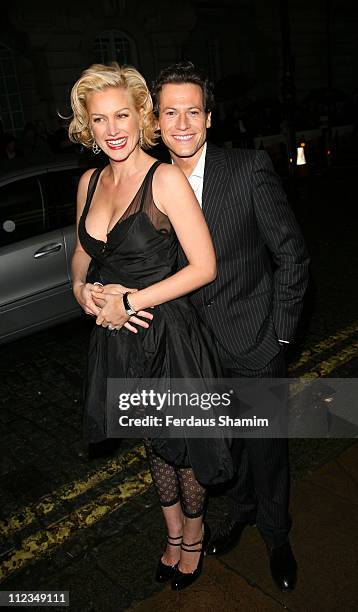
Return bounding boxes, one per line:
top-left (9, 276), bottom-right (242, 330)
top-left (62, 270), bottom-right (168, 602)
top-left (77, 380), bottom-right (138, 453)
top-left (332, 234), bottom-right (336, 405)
top-left (0, 156), bottom-right (91, 344)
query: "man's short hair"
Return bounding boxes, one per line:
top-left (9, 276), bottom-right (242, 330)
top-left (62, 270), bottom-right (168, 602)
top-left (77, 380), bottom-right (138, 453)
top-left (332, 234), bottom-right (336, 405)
top-left (152, 61), bottom-right (215, 116)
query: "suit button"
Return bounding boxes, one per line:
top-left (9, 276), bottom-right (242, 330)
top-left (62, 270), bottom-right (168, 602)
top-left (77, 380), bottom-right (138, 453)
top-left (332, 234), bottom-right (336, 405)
top-left (206, 298), bottom-right (214, 307)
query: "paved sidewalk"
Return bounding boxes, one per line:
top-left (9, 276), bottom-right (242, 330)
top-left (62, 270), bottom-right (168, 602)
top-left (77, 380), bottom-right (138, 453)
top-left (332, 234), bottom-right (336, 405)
top-left (129, 442), bottom-right (358, 612)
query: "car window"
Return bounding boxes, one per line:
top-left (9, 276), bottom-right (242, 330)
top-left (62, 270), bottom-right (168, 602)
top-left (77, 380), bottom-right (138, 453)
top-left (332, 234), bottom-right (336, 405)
top-left (45, 169), bottom-right (82, 229)
top-left (0, 177), bottom-right (44, 246)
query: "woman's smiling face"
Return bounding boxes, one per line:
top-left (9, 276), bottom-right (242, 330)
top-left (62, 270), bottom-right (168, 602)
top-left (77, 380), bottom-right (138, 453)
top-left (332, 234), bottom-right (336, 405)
top-left (87, 86), bottom-right (141, 160)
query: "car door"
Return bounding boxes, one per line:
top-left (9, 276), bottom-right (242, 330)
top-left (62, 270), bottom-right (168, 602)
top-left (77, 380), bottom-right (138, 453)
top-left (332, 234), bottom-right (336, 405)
top-left (44, 166), bottom-right (84, 283)
top-left (44, 166), bottom-right (84, 311)
top-left (0, 174), bottom-right (73, 343)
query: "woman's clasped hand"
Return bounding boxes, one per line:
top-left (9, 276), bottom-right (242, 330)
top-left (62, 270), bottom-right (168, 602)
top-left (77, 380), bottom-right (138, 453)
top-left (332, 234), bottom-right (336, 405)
top-left (91, 284), bottom-right (153, 331)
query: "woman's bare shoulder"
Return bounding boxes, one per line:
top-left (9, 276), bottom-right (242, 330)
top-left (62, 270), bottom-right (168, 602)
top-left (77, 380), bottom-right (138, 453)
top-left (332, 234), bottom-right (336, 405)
top-left (77, 167), bottom-right (102, 202)
top-left (78, 167), bottom-right (97, 188)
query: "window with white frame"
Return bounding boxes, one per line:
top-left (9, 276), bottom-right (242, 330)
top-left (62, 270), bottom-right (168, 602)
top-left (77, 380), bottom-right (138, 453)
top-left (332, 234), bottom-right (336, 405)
top-left (0, 43), bottom-right (25, 135)
top-left (94, 30), bottom-right (136, 65)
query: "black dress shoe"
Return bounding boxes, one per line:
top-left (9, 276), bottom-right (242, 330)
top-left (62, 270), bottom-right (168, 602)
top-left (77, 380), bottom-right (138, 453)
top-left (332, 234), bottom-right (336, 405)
top-left (206, 519), bottom-right (254, 556)
top-left (171, 522), bottom-right (211, 591)
top-left (269, 541), bottom-right (297, 592)
top-left (155, 534), bottom-right (182, 583)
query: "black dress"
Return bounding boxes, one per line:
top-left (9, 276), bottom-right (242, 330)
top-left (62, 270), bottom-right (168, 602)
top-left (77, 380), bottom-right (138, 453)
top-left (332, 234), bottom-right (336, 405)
top-left (79, 161), bottom-right (233, 486)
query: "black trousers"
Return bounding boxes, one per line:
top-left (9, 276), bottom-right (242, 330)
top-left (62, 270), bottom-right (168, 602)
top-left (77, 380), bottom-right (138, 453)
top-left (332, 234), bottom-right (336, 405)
top-left (222, 347), bottom-right (290, 549)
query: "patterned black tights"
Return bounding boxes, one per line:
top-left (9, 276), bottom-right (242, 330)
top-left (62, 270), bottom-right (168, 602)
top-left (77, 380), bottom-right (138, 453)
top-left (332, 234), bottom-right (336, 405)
top-left (144, 441), bottom-right (206, 518)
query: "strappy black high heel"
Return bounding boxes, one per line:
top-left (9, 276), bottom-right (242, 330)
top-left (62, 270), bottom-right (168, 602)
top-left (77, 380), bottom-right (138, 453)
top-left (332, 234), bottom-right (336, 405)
top-left (155, 534), bottom-right (182, 583)
top-left (171, 522), bottom-right (211, 591)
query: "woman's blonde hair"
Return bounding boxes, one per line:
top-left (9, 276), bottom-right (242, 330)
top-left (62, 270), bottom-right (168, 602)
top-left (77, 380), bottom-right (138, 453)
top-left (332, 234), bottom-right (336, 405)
top-left (68, 63), bottom-right (158, 149)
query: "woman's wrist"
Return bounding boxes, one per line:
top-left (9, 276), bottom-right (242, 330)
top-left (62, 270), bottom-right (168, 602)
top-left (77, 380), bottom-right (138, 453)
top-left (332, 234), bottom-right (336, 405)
top-left (123, 291), bottom-right (142, 312)
top-left (73, 281), bottom-right (85, 296)
top-left (73, 280), bottom-right (85, 290)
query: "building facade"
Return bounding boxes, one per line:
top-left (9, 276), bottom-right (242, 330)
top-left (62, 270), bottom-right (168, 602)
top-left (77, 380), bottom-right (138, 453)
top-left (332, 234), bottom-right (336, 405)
top-left (1, 0), bottom-right (357, 135)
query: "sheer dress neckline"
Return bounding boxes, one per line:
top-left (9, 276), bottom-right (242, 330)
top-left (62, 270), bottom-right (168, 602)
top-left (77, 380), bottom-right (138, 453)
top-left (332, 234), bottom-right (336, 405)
top-left (83, 161), bottom-right (163, 245)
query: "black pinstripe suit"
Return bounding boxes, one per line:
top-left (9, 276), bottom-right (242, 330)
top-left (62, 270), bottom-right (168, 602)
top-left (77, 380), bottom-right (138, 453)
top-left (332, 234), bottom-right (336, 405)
top-left (179, 142), bottom-right (309, 547)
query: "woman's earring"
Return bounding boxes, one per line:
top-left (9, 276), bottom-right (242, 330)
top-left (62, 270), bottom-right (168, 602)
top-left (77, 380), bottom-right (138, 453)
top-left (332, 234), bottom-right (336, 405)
top-left (92, 141), bottom-right (101, 155)
top-left (139, 129), bottom-right (144, 148)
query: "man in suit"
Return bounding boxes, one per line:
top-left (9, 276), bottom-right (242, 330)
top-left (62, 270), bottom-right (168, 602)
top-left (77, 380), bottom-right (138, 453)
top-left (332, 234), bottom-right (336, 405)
top-left (152, 61), bottom-right (309, 592)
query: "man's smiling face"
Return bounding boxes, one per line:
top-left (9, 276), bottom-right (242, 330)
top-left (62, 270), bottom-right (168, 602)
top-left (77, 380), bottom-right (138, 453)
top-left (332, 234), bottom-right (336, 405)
top-left (158, 83), bottom-right (211, 164)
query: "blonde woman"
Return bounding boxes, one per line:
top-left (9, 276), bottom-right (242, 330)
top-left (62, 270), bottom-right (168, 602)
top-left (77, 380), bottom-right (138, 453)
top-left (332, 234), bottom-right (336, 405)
top-left (69, 63), bottom-right (233, 590)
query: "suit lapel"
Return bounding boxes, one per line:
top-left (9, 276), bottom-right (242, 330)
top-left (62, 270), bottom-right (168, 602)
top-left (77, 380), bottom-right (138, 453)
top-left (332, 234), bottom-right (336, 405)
top-left (202, 142), bottom-right (229, 233)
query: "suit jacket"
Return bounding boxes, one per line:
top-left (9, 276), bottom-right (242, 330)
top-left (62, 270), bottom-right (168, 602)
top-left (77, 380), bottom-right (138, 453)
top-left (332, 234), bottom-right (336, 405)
top-left (179, 142), bottom-right (310, 370)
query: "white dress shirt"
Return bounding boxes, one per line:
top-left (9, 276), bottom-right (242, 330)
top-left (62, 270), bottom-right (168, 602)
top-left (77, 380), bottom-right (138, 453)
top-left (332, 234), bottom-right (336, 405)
top-left (187, 143), bottom-right (207, 207)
